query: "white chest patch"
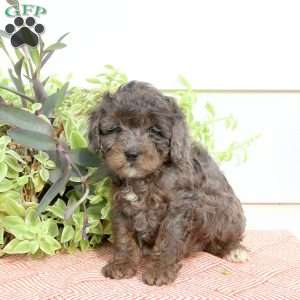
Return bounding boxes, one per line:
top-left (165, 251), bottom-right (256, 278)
top-left (126, 168), bottom-right (137, 178)
top-left (124, 191), bottom-right (139, 202)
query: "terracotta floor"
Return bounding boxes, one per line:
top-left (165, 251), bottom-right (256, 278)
top-left (0, 230), bottom-right (300, 300)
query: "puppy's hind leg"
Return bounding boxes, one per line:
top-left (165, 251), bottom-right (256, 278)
top-left (205, 239), bottom-right (249, 263)
top-left (224, 244), bottom-right (249, 263)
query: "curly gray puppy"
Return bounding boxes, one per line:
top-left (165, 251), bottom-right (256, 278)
top-left (88, 81), bottom-right (247, 286)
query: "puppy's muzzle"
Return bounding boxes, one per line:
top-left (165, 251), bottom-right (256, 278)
top-left (125, 149), bottom-right (140, 162)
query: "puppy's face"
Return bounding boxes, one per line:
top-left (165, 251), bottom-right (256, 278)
top-left (99, 112), bottom-right (172, 179)
top-left (89, 82), bottom-right (185, 179)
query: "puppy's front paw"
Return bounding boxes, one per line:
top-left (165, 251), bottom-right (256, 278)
top-left (102, 260), bottom-right (137, 279)
top-left (142, 262), bottom-right (182, 286)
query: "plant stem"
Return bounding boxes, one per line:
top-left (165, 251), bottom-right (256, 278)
top-left (21, 46), bottom-right (35, 95)
top-left (1, 43), bottom-right (15, 67)
top-left (0, 85), bottom-right (36, 102)
top-left (64, 185), bottom-right (90, 220)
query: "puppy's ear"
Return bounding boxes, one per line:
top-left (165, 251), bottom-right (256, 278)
top-left (165, 96), bottom-right (191, 165)
top-left (88, 93), bottom-right (110, 153)
top-left (88, 108), bottom-right (102, 153)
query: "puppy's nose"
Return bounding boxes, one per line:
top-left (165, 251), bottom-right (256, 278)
top-left (125, 150), bottom-right (140, 162)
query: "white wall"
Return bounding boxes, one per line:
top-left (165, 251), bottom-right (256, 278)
top-left (195, 94), bottom-right (300, 203)
top-left (0, 0), bottom-right (299, 203)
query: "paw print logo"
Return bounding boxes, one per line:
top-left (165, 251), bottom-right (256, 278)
top-left (5, 16), bottom-right (45, 48)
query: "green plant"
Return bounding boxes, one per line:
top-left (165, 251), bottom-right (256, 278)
top-left (0, 0), bottom-right (255, 256)
top-left (0, 11), bottom-right (122, 254)
top-left (176, 76), bottom-right (258, 164)
top-left (0, 129), bottom-right (113, 256)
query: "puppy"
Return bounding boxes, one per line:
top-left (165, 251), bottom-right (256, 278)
top-left (88, 81), bottom-right (247, 286)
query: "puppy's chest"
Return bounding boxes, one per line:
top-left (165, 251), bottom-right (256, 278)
top-left (120, 182), bottom-right (168, 242)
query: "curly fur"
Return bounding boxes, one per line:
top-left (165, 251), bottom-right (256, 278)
top-left (88, 81), bottom-right (246, 286)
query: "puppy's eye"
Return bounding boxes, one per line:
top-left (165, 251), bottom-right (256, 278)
top-left (100, 126), bottom-right (121, 135)
top-left (148, 126), bottom-right (163, 137)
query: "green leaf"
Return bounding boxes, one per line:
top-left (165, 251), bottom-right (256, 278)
top-left (42, 76), bottom-right (50, 87)
top-left (0, 162), bottom-right (8, 182)
top-left (96, 177), bottom-right (111, 194)
top-left (205, 102), bottom-right (215, 116)
top-left (29, 240), bottom-right (39, 254)
top-left (46, 160), bottom-right (56, 169)
top-left (0, 227), bottom-right (4, 244)
top-left (0, 104), bottom-right (53, 135)
top-left (46, 198), bottom-right (66, 219)
top-left (2, 215), bottom-right (24, 227)
top-left (44, 43), bottom-right (66, 52)
top-left (15, 48), bottom-right (23, 60)
top-left (70, 148), bottom-right (101, 167)
top-left (178, 75), bottom-right (193, 90)
top-left (8, 128), bottom-right (57, 151)
top-left (0, 37), bottom-right (4, 49)
top-left (5, 155), bottom-right (23, 172)
top-left (39, 236), bottom-right (61, 255)
top-left (63, 117), bottom-right (74, 142)
top-left (89, 194), bottom-right (104, 205)
top-left (34, 151), bottom-right (49, 164)
top-left (57, 32), bottom-right (70, 42)
top-left (0, 150), bottom-right (5, 164)
top-left (103, 222), bottom-right (112, 235)
top-left (29, 47), bottom-right (40, 67)
top-left (80, 239), bottom-right (89, 251)
top-left (70, 131), bottom-right (87, 149)
top-left (0, 29), bottom-right (9, 38)
top-left (86, 78), bottom-right (101, 84)
top-left (25, 208), bottom-right (40, 227)
top-left (0, 190), bottom-right (19, 202)
top-left (3, 239), bottom-right (33, 254)
top-left (61, 225), bottom-right (75, 243)
top-left (101, 202), bottom-right (111, 220)
top-left (8, 69), bottom-right (25, 94)
top-left (37, 158), bottom-right (71, 215)
top-left (6, 166), bottom-right (19, 179)
top-left (16, 175), bottom-right (29, 186)
top-left (43, 82), bottom-right (69, 116)
top-left (4, 224), bottom-right (36, 240)
top-left (88, 222), bottom-right (103, 235)
top-left (73, 229), bottom-right (82, 243)
top-left (6, 149), bottom-right (26, 164)
top-left (90, 235), bottom-right (102, 247)
top-left (2, 216), bottom-right (35, 239)
top-left (49, 168), bottom-right (62, 183)
top-left (0, 178), bottom-right (16, 192)
top-left (0, 135), bottom-right (11, 146)
top-left (42, 90), bottom-right (59, 116)
top-left (86, 166), bottom-right (111, 185)
top-left (14, 57), bottom-right (24, 78)
top-left (5, 198), bottom-right (25, 217)
top-left (41, 33), bottom-right (70, 68)
top-left (66, 197), bottom-right (80, 215)
top-left (42, 219), bottom-right (59, 237)
top-left (72, 212), bottom-right (83, 228)
top-left (31, 103), bottom-right (42, 113)
top-left (39, 168), bottom-right (49, 182)
top-left (32, 174), bottom-right (45, 192)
